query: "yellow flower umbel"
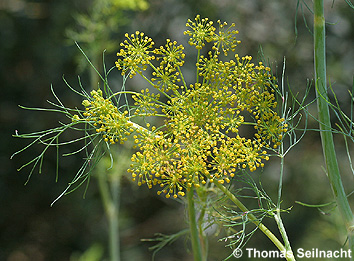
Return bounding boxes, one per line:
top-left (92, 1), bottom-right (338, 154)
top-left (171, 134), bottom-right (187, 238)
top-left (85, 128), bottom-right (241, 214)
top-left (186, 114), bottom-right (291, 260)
top-left (113, 15), bottom-right (288, 198)
top-left (184, 15), bottom-right (215, 49)
top-left (115, 31), bottom-right (155, 78)
top-left (81, 89), bottom-right (133, 144)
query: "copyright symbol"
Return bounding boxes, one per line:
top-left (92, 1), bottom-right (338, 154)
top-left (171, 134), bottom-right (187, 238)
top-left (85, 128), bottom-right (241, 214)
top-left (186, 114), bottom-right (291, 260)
top-left (233, 248), bottom-right (243, 258)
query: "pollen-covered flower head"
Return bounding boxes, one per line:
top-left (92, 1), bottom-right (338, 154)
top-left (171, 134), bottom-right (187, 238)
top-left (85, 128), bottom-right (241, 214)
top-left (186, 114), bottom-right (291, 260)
top-left (184, 15), bottom-right (216, 49)
top-left (116, 31), bottom-right (155, 77)
top-left (153, 39), bottom-right (185, 68)
top-left (81, 89), bottom-right (134, 144)
top-left (184, 15), bottom-right (241, 55)
top-left (212, 20), bottom-right (241, 56)
top-left (150, 39), bottom-right (185, 92)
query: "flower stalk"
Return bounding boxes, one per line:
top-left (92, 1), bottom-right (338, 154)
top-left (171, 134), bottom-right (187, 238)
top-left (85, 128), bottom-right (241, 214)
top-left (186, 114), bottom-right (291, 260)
top-left (313, 0), bottom-right (354, 254)
top-left (187, 188), bottom-right (204, 261)
top-left (97, 167), bottom-right (121, 261)
top-left (214, 182), bottom-right (295, 261)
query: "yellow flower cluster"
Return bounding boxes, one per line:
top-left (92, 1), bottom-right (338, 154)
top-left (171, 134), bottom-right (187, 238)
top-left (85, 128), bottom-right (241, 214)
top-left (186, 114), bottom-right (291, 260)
top-left (115, 31), bottom-right (155, 78)
top-left (101, 15), bottom-right (289, 198)
top-left (184, 15), bottom-right (241, 54)
top-left (132, 88), bottom-right (161, 116)
top-left (184, 15), bottom-right (215, 49)
top-left (130, 128), bottom-right (209, 199)
top-left (212, 20), bottom-right (241, 55)
top-left (126, 68), bottom-right (287, 198)
top-left (151, 39), bottom-right (185, 92)
top-left (80, 89), bottom-right (133, 144)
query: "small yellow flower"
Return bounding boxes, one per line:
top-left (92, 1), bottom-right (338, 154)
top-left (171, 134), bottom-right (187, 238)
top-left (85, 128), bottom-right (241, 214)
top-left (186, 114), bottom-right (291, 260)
top-left (72, 114), bottom-right (81, 122)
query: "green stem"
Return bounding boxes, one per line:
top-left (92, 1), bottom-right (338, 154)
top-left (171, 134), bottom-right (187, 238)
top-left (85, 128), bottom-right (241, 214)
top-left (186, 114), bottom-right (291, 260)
top-left (276, 139), bottom-right (292, 254)
top-left (196, 188), bottom-right (208, 260)
top-left (313, 0), bottom-right (354, 254)
top-left (187, 188), bottom-right (203, 261)
top-left (214, 182), bottom-right (296, 261)
top-left (275, 171), bottom-right (292, 254)
top-left (196, 49), bottom-right (201, 84)
top-left (177, 65), bottom-right (188, 90)
top-left (110, 175), bottom-right (120, 261)
top-left (274, 209), bottom-right (292, 256)
top-left (97, 168), bottom-right (120, 261)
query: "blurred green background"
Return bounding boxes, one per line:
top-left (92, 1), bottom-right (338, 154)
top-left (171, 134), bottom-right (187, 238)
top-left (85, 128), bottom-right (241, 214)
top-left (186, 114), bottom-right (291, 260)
top-left (1, 0), bottom-right (354, 260)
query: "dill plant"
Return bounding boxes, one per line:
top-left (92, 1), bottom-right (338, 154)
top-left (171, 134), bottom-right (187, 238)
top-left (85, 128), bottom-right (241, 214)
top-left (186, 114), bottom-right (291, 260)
top-left (13, 15), bottom-right (299, 260)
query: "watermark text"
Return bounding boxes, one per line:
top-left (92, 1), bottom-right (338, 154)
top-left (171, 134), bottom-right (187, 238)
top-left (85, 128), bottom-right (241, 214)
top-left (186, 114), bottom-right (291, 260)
top-left (232, 248), bottom-right (352, 259)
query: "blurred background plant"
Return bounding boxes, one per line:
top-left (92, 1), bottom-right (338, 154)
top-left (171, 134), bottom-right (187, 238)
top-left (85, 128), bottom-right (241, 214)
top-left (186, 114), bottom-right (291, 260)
top-left (2, 0), bottom-right (354, 260)
top-left (66, 1), bottom-right (148, 261)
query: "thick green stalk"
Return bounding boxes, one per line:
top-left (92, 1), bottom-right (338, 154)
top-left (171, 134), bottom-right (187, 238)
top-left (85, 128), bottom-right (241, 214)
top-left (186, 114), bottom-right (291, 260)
top-left (109, 175), bottom-right (120, 261)
top-left (187, 188), bottom-right (203, 261)
top-left (97, 169), bottom-right (120, 261)
top-left (214, 182), bottom-right (295, 261)
top-left (313, 0), bottom-right (354, 253)
top-left (274, 209), bottom-right (292, 256)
